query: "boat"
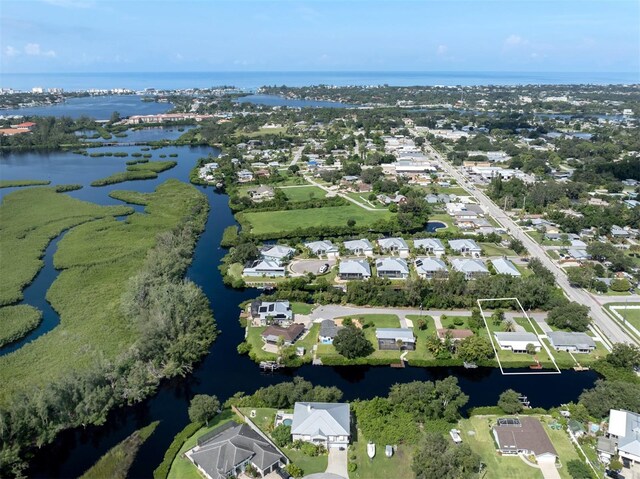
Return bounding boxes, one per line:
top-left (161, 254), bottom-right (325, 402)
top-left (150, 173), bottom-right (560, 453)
top-left (385, 445), bottom-right (393, 457)
top-left (463, 361), bottom-right (478, 369)
top-left (367, 442), bottom-right (376, 459)
top-left (529, 356), bottom-right (543, 370)
top-left (259, 361), bottom-right (281, 371)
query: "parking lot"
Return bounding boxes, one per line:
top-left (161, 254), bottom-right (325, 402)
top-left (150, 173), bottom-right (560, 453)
top-left (289, 259), bottom-right (336, 275)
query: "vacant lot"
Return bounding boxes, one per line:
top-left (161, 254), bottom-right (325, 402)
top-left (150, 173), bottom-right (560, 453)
top-left (278, 185), bottom-right (327, 202)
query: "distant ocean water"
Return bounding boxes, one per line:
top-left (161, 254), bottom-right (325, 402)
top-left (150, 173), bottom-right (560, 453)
top-left (2, 71), bottom-right (638, 91)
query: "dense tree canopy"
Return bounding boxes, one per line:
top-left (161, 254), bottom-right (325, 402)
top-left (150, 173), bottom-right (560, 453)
top-left (547, 302), bottom-right (591, 332)
top-left (188, 395), bottom-right (220, 426)
top-left (579, 380), bottom-right (640, 418)
top-left (412, 433), bottom-right (481, 479)
top-left (333, 325), bottom-right (374, 359)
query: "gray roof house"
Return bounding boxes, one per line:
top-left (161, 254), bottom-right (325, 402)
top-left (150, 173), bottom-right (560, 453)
top-left (250, 300), bottom-right (293, 325)
top-left (413, 238), bottom-right (445, 257)
top-left (611, 225), bottom-right (630, 238)
top-left (494, 332), bottom-right (541, 353)
top-left (319, 319), bottom-right (340, 344)
top-left (343, 239), bottom-right (374, 256)
top-left (376, 257), bottom-right (410, 280)
top-left (491, 258), bottom-right (521, 277)
top-left (291, 402), bottom-right (351, 448)
top-left (186, 422), bottom-right (286, 479)
top-left (414, 257), bottom-right (448, 279)
top-left (377, 237), bottom-right (410, 257)
top-left (376, 328), bottom-right (416, 350)
top-left (451, 258), bottom-right (489, 279)
top-left (305, 240), bottom-right (339, 258)
top-left (243, 260), bottom-right (286, 277)
top-left (567, 249), bottom-right (591, 261)
top-left (339, 259), bottom-right (372, 280)
top-left (246, 185), bottom-right (275, 202)
top-left (261, 245), bottom-right (296, 264)
top-left (448, 239), bottom-right (482, 256)
top-left (608, 409), bottom-right (640, 465)
top-left (547, 332), bottom-right (595, 353)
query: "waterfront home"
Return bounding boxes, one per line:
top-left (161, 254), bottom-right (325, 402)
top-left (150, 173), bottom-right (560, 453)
top-left (236, 170), bottom-right (254, 182)
top-left (318, 319), bottom-right (340, 344)
top-left (607, 409), bottom-right (640, 466)
top-left (546, 332), bottom-right (595, 353)
top-left (243, 260), bottom-right (285, 278)
top-left (261, 245), bottom-right (296, 264)
top-left (250, 300), bottom-right (293, 326)
top-left (491, 258), bottom-right (521, 277)
top-left (375, 328), bottom-right (416, 350)
top-left (413, 238), bottom-right (445, 257)
top-left (414, 257), bottom-right (448, 279)
top-left (261, 323), bottom-right (305, 346)
top-left (291, 402), bottom-right (351, 448)
top-left (492, 417), bottom-right (557, 463)
top-left (450, 258), bottom-right (489, 280)
top-left (376, 257), bottom-right (410, 280)
top-left (246, 185), bottom-right (275, 202)
top-left (186, 422), bottom-right (287, 479)
top-left (304, 240), bottom-right (340, 259)
top-left (343, 239), bottom-right (374, 256)
top-left (338, 259), bottom-right (371, 280)
top-left (493, 332), bottom-right (541, 353)
top-left (448, 239), bottom-right (482, 257)
top-left (377, 237), bottom-right (410, 257)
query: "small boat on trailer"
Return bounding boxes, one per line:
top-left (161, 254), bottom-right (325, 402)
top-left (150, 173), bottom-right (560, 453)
top-left (367, 442), bottom-right (376, 459)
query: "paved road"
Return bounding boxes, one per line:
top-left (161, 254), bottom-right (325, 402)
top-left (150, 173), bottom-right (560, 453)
top-left (418, 133), bottom-right (637, 345)
top-left (290, 146), bottom-right (304, 166)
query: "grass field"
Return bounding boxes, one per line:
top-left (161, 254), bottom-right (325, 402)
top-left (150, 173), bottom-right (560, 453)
top-left (91, 160), bottom-right (177, 186)
top-left (80, 421), bottom-right (159, 479)
top-left (607, 304), bottom-right (640, 332)
top-left (291, 302), bottom-right (314, 315)
top-left (0, 179), bottom-right (51, 188)
top-left (238, 204), bottom-right (393, 235)
top-left (0, 304), bottom-right (42, 348)
top-left (0, 187), bottom-right (132, 306)
top-left (0, 180), bottom-right (206, 404)
top-left (480, 243), bottom-right (518, 257)
top-left (349, 430), bottom-right (414, 479)
top-left (278, 185), bottom-right (327, 202)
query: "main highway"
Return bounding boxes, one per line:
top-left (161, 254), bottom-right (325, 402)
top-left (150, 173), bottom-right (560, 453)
top-left (417, 133), bottom-right (638, 347)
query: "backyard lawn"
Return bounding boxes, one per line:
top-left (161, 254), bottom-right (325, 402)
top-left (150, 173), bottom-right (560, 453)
top-left (349, 430), bottom-right (414, 479)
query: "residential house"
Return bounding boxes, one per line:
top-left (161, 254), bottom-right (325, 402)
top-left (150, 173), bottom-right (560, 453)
top-left (413, 238), bottom-right (445, 257)
top-left (318, 320), bottom-right (340, 344)
top-left (339, 259), bottom-right (372, 280)
top-left (376, 257), bottom-right (410, 280)
top-left (451, 258), bottom-right (489, 280)
top-left (608, 409), bottom-right (640, 466)
top-left (437, 329), bottom-right (473, 342)
top-left (291, 402), bottom-right (351, 448)
top-left (250, 300), bottom-right (293, 326)
top-left (305, 240), bottom-right (340, 259)
top-left (376, 328), bottom-right (416, 350)
top-left (246, 185), bottom-right (275, 202)
top-left (414, 257), bottom-right (448, 279)
top-left (236, 170), bottom-right (254, 182)
top-left (493, 332), bottom-right (541, 353)
top-left (261, 245), bottom-right (296, 264)
top-left (186, 422), bottom-right (287, 479)
top-left (261, 323), bottom-right (305, 345)
top-left (343, 239), bottom-right (374, 256)
top-left (377, 192), bottom-right (407, 205)
top-left (567, 249), bottom-right (591, 261)
top-left (492, 417), bottom-right (558, 463)
top-left (611, 225), bottom-right (631, 238)
top-left (243, 260), bottom-right (285, 278)
top-left (491, 258), bottom-right (521, 277)
top-left (547, 332), bottom-right (595, 353)
top-left (377, 237), bottom-right (410, 257)
top-left (448, 239), bottom-right (482, 257)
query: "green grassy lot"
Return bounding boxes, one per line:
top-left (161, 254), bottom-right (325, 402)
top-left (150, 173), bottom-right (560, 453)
top-left (91, 161), bottom-right (177, 186)
top-left (291, 302), bottom-right (314, 315)
top-left (0, 179), bottom-right (51, 188)
top-left (605, 303), bottom-right (640, 337)
top-left (246, 326), bottom-right (278, 361)
top-left (81, 421), bottom-right (159, 479)
top-left (440, 315), bottom-right (471, 329)
top-left (0, 187), bottom-right (132, 305)
top-left (0, 304), bottom-right (42, 348)
top-left (278, 185), bottom-right (327, 201)
top-left (480, 243), bottom-right (518, 257)
top-left (349, 430), bottom-right (414, 479)
top-left (238, 204), bottom-right (393, 235)
top-left (168, 411), bottom-right (238, 479)
top-left (0, 180), bottom-right (205, 404)
top-left (236, 126), bottom-right (287, 137)
top-left (345, 192), bottom-right (387, 209)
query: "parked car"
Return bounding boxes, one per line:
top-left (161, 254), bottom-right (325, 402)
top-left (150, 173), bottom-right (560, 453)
top-left (318, 263), bottom-right (329, 274)
top-left (606, 469), bottom-right (625, 479)
top-left (277, 468), bottom-right (291, 479)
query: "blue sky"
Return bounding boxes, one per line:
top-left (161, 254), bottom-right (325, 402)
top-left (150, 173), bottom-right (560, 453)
top-left (1, 0), bottom-right (638, 73)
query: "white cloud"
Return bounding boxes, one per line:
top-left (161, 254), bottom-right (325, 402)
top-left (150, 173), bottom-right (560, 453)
top-left (4, 45), bottom-right (20, 57)
top-left (505, 34), bottom-right (524, 47)
top-left (24, 43), bottom-right (56, 57)
top-left (436, 44), bottom-right (448, 56)
top-left (40, 0), bottom-right (94, 8)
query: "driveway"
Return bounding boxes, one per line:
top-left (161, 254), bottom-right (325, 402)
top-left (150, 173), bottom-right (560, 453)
top-left (537, 458), bottom-right (561, 479)
top-left (289, 259), bottom-right (336, 275)
top-left (325, 447), bottom-right (348, 479)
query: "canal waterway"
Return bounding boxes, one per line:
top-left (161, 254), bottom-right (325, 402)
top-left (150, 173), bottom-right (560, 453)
top-left (0, 128), bottom-right (600, 478)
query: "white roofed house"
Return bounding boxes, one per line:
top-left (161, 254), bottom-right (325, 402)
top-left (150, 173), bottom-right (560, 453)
top-left (291, 402), bottom-right (351, 448)
top-left (413, 238), bottom-right (445, 257)
top-left (376, 328), bottom-right (416, 350)
top-left (343, 239), bottom-right (374, 257)
top-left (304, 240), bottom-right (340, 259)
top-left (339, 259), bottom-right (372, 280)
top-left (494, 332), bottom-right (541, 353)
top-left (250, 300), bottom-right (293, 326)
top-left (448, 239), bottom-right (482, 257)
top-left (376, 257), bottom-right (410, 280)
top-left (414, 257), bottom-right (448, 279)
top-left (377, 237), bottom-right (410, 257)
top-left (491, 258), bottom-right (521, 277)
top-left (608, 409), bottom-right (640, 466)
top-left (243, 260), bottom-right (285, 278)
top-left (246, 185), bottom-right (275, 202)
top-left (450, 258), bottom-right (489, 280)
top-left (261, 244), bottom-right (296, 264)
top-left (547, 331), bottom-right (595, 353)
